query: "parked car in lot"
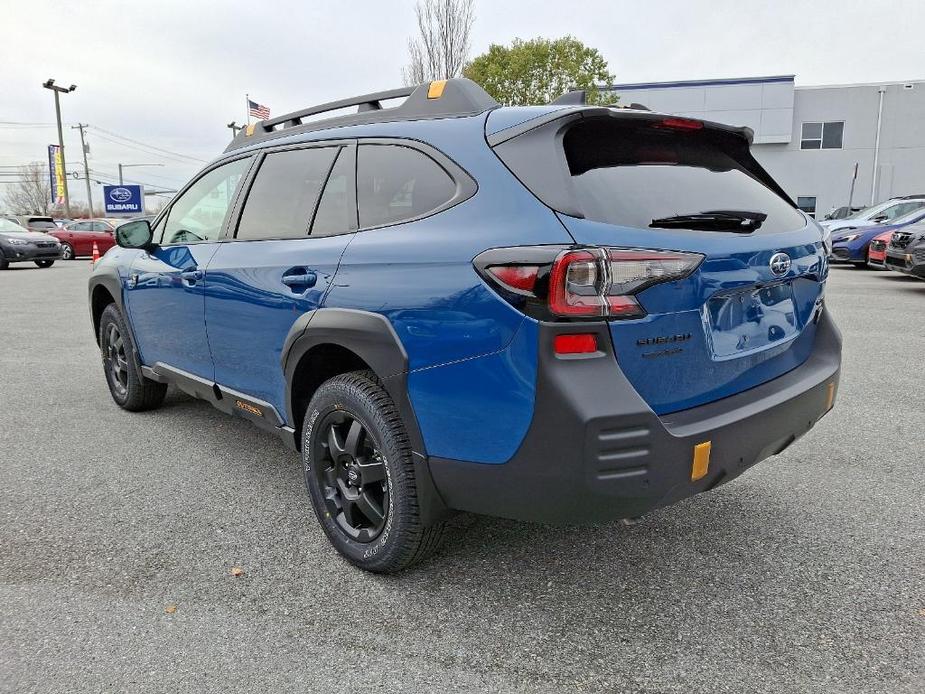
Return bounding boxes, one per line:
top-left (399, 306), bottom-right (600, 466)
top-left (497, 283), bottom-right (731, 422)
top-left (866, 230), bottom-right (893, 269)
top-left (50, 218), bottom-right (119, 259)
top-left (0, 217), bottom-right (63, 269)
top-left (13, 215), bottom-right (59, 233)
top-left (885, 223), bottom-right (925, 274)
top-left (908, 233), bottom-right (925, 280)
top-left (820, 197), bottom-right (925, 235)
top-left (823, 205), bottom-right (864, 221)
top-left (89, 78), bottom-right (841, 573)
top-left (830, 208), bottom-right (925, 267)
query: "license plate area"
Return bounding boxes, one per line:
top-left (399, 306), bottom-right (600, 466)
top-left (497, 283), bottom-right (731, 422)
top-left (705, 282), bottom-right (800, 358)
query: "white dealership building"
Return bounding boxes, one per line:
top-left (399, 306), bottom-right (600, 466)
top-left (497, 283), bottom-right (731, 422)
top-left (606, 75), bottom-right (925, 219)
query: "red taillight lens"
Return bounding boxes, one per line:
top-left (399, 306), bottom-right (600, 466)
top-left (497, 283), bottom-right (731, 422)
top-left (654, 117), bottom-right (704, 131)
top-left (476, 246), bottom-right (703, 322)
top-left (548, 249), bottom-right (604, 316)
top-left (553, 333), bottom-right (598, 354)
top-left (549, 248), bottom-right (703, 319)
top-left (487, 265), bottom-right (539, 293)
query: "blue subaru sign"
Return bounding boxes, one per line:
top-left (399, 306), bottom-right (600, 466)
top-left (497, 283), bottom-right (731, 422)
top-left (103, 184), bottom-right (144, 215)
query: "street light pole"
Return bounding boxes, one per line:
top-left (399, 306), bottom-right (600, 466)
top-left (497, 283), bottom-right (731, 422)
top-left (42, 78), bottom-right (77, 217)
top-left (117, 163), bottom-right (164, 185)
top-left (72, 123), bottom-right (93, 214)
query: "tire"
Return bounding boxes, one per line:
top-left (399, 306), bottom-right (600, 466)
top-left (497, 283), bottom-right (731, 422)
top-left (98, 303), bottom-right (167, 411)
top-left (61, 243), bottom-right (74, 260)
top-left (302, 370), bottom-right (444, 573)
top-left (34, 259), bottom-right (55, 268)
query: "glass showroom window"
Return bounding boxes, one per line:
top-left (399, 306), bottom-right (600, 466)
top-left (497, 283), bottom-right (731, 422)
top-left (801, 122), bottom-right (844, 150)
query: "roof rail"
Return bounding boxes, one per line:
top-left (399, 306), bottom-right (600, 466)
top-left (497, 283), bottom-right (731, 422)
top-left (226, 78), bottom-right (498, 152)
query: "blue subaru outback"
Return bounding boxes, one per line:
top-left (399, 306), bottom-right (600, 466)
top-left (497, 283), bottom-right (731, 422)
top-left (89, 79), bottom-right (841, 572)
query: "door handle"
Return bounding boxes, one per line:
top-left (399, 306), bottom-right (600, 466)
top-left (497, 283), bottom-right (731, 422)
top-left (180, 268), bottom-right (203, 284)
top-left (281, 269), bottom-right (317, 289)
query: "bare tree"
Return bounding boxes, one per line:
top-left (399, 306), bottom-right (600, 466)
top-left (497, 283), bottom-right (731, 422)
top-left (2, 162), bottom-right (52, 215)
top-left (403, 0), bottom-right (475, 86)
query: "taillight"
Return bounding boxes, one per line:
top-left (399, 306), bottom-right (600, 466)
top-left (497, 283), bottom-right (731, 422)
top-left (653, 117), bottom-right (704, 131)
top-left (477, 246), bottom-right (703, 321)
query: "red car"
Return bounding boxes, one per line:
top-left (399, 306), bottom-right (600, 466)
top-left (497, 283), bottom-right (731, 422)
top-left (866, 230), bottom-right (893, 269)
top-left (50, 218), bottom-right (119, 259)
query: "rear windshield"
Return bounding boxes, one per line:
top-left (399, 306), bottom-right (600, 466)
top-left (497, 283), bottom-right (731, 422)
top-left (28, 221), bottom-right (57, 230)
top-left (563, 119), bottom-right (805, 233)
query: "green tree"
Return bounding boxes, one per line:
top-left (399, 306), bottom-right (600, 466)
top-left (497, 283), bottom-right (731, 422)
top-left (464, 36), bottom-right (616, 106)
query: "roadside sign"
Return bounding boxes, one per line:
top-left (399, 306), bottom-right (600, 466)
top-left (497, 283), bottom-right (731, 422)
top-left (103, 184), bottom-right (144, 215)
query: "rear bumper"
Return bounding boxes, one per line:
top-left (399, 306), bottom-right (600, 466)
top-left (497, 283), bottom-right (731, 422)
top-left (428, 311), bottom-right (841, 524)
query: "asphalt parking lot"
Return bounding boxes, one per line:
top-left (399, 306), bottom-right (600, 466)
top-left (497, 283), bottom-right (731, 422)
top-left (1, 260), bottom-right (923, 693)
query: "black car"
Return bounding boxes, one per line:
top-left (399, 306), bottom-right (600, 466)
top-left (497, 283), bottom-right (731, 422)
top-left (884, 222), bottom-right (925, 274)
top-left (0, 217), bottom-right (63, 269)
top-left (907, 232), bottom-right (925, 280)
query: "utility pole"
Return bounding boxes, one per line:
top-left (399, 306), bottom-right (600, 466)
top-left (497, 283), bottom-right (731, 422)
top-left (72, 123), bottom-right (93, 214)
top-left (42, 78), bottom-right (77, 217)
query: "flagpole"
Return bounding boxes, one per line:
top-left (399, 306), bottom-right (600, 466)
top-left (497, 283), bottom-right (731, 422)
top-left (246, 93), bottom-right (251, 127)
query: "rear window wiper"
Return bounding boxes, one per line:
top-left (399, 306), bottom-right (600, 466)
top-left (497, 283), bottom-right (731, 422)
top-left (650, 210), bottom-right (767, 232)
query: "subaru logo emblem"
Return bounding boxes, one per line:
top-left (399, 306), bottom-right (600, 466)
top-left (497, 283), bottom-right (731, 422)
top-left (109, 187), bottom-right (132, 202)
top-left (769, 252), bottom-right (791, 276)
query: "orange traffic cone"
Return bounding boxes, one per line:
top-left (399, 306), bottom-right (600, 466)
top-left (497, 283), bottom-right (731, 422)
top-left (91, 241), bottom-right (100, 267)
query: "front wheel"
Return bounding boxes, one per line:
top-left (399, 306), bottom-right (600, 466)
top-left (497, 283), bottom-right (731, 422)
top-left (34, 259), bottom-right (54, 268)
top-left (99, 303), bottom-right (167, 411)
top-left (302, 371), bottom-right (444, 573)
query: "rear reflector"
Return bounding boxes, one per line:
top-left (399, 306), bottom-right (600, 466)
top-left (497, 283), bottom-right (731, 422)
top-left (553, 333), bottom-right (598, 354)
top-left (691, 441), bottom-right (711, 481)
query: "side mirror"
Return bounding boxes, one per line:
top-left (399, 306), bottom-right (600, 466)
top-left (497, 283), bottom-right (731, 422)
top-left (115, 220), bottom-right (154, 249)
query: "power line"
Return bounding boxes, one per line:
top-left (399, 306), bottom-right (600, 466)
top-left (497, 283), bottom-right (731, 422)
top-left (87, 125), bottom-right (208, 163)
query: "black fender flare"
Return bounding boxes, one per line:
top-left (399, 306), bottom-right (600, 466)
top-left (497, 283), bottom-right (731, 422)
top-left (89, 271), bottom-right (146, 384)
top-left (283, 307), bottom-right (423, 449)
top-left (283, 308), bottom-right (451, 524)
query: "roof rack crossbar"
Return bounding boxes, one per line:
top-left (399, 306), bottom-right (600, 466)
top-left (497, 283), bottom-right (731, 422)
top-left (261, 86), bottom-right (415, 132)
top-left (226, 78), bottom-right (499, 152)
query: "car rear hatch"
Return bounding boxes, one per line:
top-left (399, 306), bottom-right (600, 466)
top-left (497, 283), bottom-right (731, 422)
top-left (489, 108), bottom-right (827, 415)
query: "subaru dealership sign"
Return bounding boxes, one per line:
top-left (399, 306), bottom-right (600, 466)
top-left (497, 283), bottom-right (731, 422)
top-left (103, 185), bottom-right (144, 215)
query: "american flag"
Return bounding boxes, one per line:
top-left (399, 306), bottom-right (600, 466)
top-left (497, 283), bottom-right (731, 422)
top-left (248, 99), bottom-right (270, 120)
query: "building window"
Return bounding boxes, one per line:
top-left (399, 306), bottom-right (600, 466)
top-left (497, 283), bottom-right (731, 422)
top-left (797, 196), bottom-right (817, 218)
top-left (800, 122), bottom-right (844, 149)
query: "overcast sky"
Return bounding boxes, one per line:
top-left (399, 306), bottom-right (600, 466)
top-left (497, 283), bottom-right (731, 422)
top-left (2, 0), bottom-right (923, 209)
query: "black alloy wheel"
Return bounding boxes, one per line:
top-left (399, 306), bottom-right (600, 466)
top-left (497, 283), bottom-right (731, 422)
top-left (313, 410), bottom-right (389, 542)
top-left (105, 322), bottom-right (129, 400)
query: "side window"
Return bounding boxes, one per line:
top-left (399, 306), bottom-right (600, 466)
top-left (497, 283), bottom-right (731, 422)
top-left (311, 148), bottom-right (354, 237)
top-left (71, 222), bottom-right (89, 231)
top-left (161, 157), bottom-right (251, 245)
top-left (91, 222), bottom-right (110, 232)
top-left (357, 144), bottom-right (455, 228)
top-left (236, 147), bottom-right (337, 241)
